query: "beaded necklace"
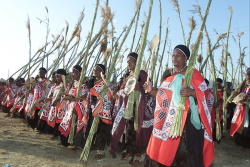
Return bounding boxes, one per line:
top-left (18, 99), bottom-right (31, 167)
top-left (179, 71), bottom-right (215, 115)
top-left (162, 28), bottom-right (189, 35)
top-left (172, 65), bottom-right (187, 75)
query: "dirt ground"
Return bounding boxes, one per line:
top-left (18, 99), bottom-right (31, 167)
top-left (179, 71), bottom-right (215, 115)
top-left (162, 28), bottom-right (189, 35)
top-left (0, 111), bottom-right (249, 167)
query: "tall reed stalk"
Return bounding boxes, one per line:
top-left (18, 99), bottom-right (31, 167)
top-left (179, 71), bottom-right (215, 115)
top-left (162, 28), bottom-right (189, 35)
top-left (154, 18), bottom-right (169, 86)
top-left (186, 16), bottom-right (196, 48)
top-left (233, 32), bottom-right (246, 83)
top-left (169, 0), bottom-right (213, 138)
top-left (171, 0), bottom-right (186, 45)
top-left (222, 6), bottom-right (233, 133)
top-left (130, 0), bottom-right (142, 52)
top-left (200, 34), bottom-right (225, 72)
top-left (26, 16), bottom-right (32, 81)
top-left (150, 0), bottom-right (162, 83)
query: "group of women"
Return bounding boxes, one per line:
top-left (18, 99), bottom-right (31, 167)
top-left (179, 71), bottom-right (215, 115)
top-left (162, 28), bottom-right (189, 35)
top-left (1, 44), bottom-right (249, 167)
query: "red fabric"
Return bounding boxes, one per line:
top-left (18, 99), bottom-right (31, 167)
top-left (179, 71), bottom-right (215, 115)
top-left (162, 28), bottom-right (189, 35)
top-left (58, 81), bottom-right (88, 137)
top-left (207, 89), bottom-right (215, 130)
top-left (24, 92), bottom-right (34, 114)
top-left (147, 69), bottom-right (214, 167)
top-left (47, 84), bottom-right (63, 127)
top-left (89, 79), bottom-right (112, 125)
top-left (12, 86), bottom-right (26, 114)
top-left (230, 86), bottom-right (250, 136)
top-left (40, 85), bottom-right (57, 121)
top-left (5, 84), bottom-right (18, 107)
top-left (230, 105), bottom-right (245, 136)
top-left (28, 79), bottom-right (47, 118)
top-left (47, 106), bottom-right (57, 128)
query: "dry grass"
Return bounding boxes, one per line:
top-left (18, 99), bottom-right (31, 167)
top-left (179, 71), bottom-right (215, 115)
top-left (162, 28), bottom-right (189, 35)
top-left (0, 111), bottom-right (250, 166)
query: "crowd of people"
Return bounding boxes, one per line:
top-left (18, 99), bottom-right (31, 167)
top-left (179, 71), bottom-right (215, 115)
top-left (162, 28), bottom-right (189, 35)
top-left (0, 45), bottom-right (249, 167)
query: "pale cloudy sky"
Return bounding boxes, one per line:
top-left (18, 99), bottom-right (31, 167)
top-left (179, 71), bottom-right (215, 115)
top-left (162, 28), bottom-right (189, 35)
top-left (0, 0), bottom-right (249, 82)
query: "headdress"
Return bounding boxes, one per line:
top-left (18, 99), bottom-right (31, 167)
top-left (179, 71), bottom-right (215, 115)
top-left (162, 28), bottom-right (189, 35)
top-left (174, 45), bottom-right (190, 59)
top-left (96, 64), bottom-right (106, 74)
top-left (73, 65), bottom-right (82, 73)
top-left (127, 52), bottom-right (138, 61)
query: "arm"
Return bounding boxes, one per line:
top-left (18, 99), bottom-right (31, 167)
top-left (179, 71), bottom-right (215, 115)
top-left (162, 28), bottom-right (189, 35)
top-left (180, 85), bottom-right (197, 99)
top-left (148, 88), bottom-right (158, 97)
top-left (143, 81), bottom-right (157, 98)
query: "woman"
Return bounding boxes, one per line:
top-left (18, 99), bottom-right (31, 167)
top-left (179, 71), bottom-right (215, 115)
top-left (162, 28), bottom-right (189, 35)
top-left (144, 45), bottom-right (214, 167)
top-left (58, 65), bottom-right (88, 148)
top-left (24, 78), bottom-right (36, 116)
top-left (47, 69), bottom-right (67, 139)
top-left (11, 78), bottom-right (26, 118)
top-left (3, 77), bottom-right (18, 116)
top-left (230, 68), bottom-right (250, 148)
top-left (27, 67), bottom-right (48, 130)
top-left (86, 64), bottom-right (113, 159)
top-left (37, 72), bottom-right (57, 134)
top-left (0, 79), bottom-right (7, 111)
top-left (110, 52), bottom-right (155, 166)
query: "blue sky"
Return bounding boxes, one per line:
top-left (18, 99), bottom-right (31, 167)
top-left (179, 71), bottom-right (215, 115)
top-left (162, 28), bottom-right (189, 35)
top-left (0, 0), bottom-right (249, 83)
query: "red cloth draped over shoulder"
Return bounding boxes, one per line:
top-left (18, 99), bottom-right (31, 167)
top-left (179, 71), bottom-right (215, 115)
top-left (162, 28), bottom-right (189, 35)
top-left (89, 79), bottom-right (112, 125)
top-left (230, 105), bottom-right (245, 136)
top-left (147, 69), bottom-right (214, 167)
top-left (230, 86), bottom-right (250, 136)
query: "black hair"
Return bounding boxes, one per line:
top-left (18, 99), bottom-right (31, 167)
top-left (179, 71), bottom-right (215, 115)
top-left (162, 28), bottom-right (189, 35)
top-left (19, 78), bottom-right (25, 83)
top-left (56, 69), bottom-right (66, 76)
top-left (127, 52), bottom-right (138, 60)
top-left (216, 78), bottom-right (223, 84)
top-left (95, 64), bottom-right (106, 74)
top-left (73, 65), bottom-right (82, 73)
top-left (174, 45), bottom-right (190, 59)
top-left (204, 79), bottom-right (209, 86)
top-left (39, 67), bottom-right (47, 74)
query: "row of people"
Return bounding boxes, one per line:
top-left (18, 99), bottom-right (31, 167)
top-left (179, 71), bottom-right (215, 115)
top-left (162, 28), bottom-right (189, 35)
top-left (1, 44), bottom-right (249, 167)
